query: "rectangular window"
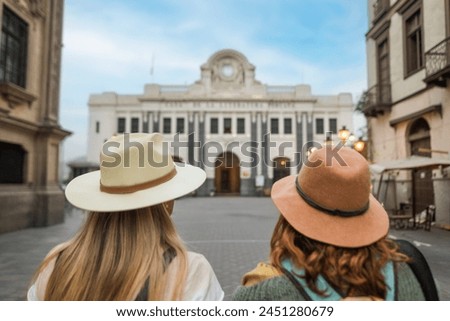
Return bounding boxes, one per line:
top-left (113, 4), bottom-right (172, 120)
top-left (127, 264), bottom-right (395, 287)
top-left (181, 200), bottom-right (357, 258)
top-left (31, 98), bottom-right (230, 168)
top-left (0, 141), bottom-right (25, 184)
top-left (176, 117), bottom-right (185, 133)
top-left (271, 118), bottom-right (279, 134)
top-left (447, 0), bottom-right (450, 37)
top-left (210, 118), bottom-right (218, 134)
top-left (284, 118), bottom-right (292, 134)
top-left (131, 118), bottom-right (139, 133)
top-left (224, 118), bottom-right (232, 134)
top-left (329, 118), bottom-right (337, 134)
top-left (377, 36), bottom-right (391, 104)
top-left (404, 7), bottom-right (423, 75)
top-left (315, 118), bottom-right (324, 134)
top-left (117, 118), bottom-right (126, 133)
top-left (163, 118), bottom-right (171, 134)
top-left (0, 6), bottom-right (28, 88)
top-left (237, 118), bottom-right (245, 134)
top-left (95, 121), bottom-right (100, 134)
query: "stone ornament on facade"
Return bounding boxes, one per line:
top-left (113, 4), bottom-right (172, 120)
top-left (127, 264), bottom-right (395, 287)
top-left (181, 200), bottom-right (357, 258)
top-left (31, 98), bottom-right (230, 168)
top-left (216, 57), bottom-right (244, 84)
top-left (203, 49), bottom-right (259, 90)
top-left (29, 0), bottom-right (46, 18)
top-left (9, 0), bottom-right (45, 19)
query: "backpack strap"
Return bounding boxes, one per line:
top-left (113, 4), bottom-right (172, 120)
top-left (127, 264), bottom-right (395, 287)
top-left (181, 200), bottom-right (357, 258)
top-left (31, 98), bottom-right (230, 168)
top-left (281, 259), bottom-right (395, 301)
top-left (281, 259), bottom-right (342, 300)
top-left (395, 239), bottom-right (439, 300)
top-left (281, 266), bottom-right (312, 301)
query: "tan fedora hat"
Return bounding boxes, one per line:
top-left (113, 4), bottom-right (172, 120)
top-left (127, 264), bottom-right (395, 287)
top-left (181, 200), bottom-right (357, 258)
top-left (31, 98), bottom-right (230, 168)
top-left (271, 146), bottom-right (389, 248)
top-left (65, 133), bottom-right (206, 212)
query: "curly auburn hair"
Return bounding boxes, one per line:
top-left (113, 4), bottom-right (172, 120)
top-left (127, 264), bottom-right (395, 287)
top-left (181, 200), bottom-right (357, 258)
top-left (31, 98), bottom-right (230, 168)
top-left (270, 215), bottom-right (409, 299)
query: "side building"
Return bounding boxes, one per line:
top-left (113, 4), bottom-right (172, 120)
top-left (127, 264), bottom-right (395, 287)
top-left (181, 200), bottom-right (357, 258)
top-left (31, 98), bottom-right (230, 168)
top-left (87, 49), bottom-right (353, 196)
top-left (364, 0), bottom-right (450, 225)
top-left (0, 0), bottom-right (70, 233)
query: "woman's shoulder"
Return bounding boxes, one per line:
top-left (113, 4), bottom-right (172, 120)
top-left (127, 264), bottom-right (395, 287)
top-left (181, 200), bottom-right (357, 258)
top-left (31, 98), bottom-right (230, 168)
top-left (241, 262), bottom-right (281, 286)
top-left (232, 262), bottom-right (305, 301)
top-left (186, 251), bottom-right (209, 263)
top-left (185, 251), bottom-right (218, 279)
top-left (233, 274), bottom-right (304, 301)
top-left (27, 256), bottom-right (58, 300)
top-left (183, 251), bottom-right (224, 300)
top-left (185, 251), bottom-right (216, 275)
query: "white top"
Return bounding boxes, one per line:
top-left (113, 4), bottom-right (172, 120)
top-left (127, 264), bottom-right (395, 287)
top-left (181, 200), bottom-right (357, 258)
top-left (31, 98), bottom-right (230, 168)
top-left (28, 251), bottom-right (224, 301)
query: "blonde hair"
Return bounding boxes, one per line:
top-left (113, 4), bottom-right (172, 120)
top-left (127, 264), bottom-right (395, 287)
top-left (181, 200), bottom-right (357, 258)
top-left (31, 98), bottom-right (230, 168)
top-left (270, 215), bottom-right (408, 298)
top-left (31, 203), bottom-right (187, 300)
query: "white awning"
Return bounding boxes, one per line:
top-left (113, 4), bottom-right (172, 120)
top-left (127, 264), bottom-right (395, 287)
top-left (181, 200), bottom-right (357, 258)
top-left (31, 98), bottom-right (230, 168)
top-left (369, 156), bottom-right (450, 174)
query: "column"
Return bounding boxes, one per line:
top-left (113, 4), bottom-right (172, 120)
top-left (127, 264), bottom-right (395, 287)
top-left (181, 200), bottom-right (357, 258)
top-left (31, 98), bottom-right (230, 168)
top-left (250, 112), bottom-right (257, 187)
top-left (261, 112), bottom-right (268, 188)
top-left (153, 112), bottom-right (160, 132)
top-left (306, 112), bottom-right (313, 145)
top-left (296, 112), bottom-right (303, 172)
top-left (198, 112), bottom-right (205, 169)
top-left (188, 112), bottom-right (195, 165)
top-left (143, 112), bottom-right (149, 133)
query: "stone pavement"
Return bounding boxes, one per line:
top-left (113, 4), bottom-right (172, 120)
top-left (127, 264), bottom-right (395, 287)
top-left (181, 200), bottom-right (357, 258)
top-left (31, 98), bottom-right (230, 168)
top-left (0, 206), bottom-right (83, 301)
top-left (0, 197), bottom-right (449, 301)
top-left (0, 197), bottom-right (277, 301)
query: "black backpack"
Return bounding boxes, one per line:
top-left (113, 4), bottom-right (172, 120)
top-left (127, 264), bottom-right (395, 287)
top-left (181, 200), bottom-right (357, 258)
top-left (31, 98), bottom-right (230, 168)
top-left (395, 239), bottom-right (439, 300)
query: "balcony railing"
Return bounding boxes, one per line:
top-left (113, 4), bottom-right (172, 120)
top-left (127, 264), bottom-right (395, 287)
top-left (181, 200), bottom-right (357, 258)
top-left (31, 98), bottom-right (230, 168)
top-left (424, 37), bottom-right (450, 87)
top-left (361, 84), bottom-right (392, 117)
top-left (373, 0), bottom-right (390, 22)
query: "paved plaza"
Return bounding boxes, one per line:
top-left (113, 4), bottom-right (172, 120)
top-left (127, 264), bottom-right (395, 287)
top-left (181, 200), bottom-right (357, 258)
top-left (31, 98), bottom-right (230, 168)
top-left (0, 196), bottom-right (449, 300)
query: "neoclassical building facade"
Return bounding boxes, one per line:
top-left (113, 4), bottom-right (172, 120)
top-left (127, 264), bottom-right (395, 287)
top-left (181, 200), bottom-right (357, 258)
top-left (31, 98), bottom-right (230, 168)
top-left (87, 49), bottom-right (353, 196)
top-left (0, 0), bottom-right (70, 233)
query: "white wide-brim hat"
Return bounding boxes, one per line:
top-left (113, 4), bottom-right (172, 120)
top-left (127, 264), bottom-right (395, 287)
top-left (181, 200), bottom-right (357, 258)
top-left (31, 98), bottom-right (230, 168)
top-left (65, 133), bottom-right (206, 212)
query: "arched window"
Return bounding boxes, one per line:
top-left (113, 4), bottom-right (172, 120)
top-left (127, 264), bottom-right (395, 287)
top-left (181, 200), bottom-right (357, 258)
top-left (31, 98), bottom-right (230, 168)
top-left (408, 118), bottom-right (431, 157)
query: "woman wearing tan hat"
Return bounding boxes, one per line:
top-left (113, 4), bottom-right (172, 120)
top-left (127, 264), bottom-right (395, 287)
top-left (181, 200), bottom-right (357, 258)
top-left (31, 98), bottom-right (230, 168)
top-left (233, 147), bottom-right (437, 301)
top-left (28, 133), bottom-right (224, 300)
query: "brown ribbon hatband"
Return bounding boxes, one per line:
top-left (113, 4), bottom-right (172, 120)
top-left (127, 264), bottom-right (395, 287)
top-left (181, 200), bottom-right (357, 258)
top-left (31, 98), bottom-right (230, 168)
top-left (100, 168), bottom-right (177, 194)
top-left (295, 175), bottom-right (369, 217)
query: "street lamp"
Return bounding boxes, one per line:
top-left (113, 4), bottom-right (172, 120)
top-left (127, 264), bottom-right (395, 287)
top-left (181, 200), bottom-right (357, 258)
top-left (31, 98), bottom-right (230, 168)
top-left (338, 126), bottom-right (350, 143)
top-left (337, 125), bottom-right (368, 159)
top-left (307, 146), bottom-right (318, 156)
top-left (353, 138), bottom-right (366, 153)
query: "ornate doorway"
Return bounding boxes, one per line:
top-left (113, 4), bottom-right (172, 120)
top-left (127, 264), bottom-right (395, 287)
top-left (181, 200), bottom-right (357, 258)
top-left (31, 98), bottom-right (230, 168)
top-left (215, 152), bottom-right (240, 194)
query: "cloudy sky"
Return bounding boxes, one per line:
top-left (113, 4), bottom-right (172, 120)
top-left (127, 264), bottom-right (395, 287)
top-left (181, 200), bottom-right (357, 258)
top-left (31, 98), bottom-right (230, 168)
top-left (59, 0), bottom-right (368, 169)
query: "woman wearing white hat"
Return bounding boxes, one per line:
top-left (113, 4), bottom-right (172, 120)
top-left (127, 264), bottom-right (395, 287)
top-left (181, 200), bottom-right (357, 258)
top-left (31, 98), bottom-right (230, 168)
top-left (28, 133), bottom-right (224, 301)
top-left (233, 147), bottom-right (437, 301)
